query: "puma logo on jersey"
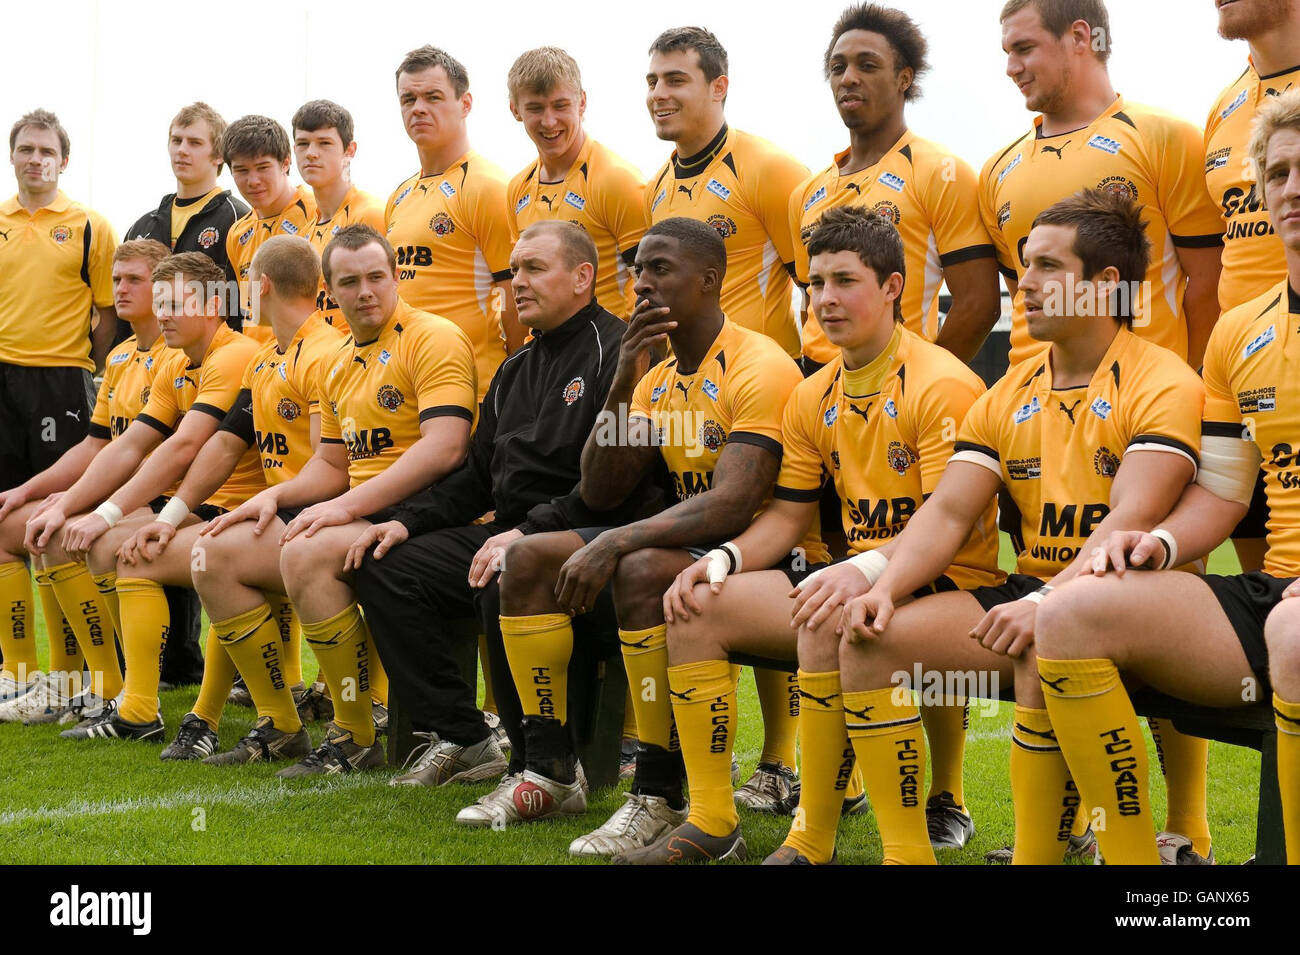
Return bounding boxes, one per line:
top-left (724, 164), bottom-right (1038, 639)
top-left (1058, 399), bottom-right (1082, 424)
top-left (353, 354), bottom-right (368, 369)
top-left (0, 229), bottom-right (10, 241)
top-left (1041, 141), bottom-right (1070, 159)
top-left (539, 194), bottom-right (555, 209)
top-left (844, 182), bottom-right (862, 194)
top-left (677, 183), bottom-right (697, 200)
top-left (844, 402), bottom-right (872, 422)
top-left (674, 381), bottom-right (691, 400)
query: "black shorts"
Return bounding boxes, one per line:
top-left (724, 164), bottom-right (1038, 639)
top-left (1201, 571), bottom-right (1294, 687)
top-left (969, 573), bottom-right (1044, 612)
top-left (276, 505), bottom-right (396, 527)
top-left (571, 527), bottom-right (829, 586)
top-left (0, 363), bottom-right (95, 490)
top-left (149, 496), bottom-right (226, 523)
top-left (1230, 469), bottom-right (1270, 540)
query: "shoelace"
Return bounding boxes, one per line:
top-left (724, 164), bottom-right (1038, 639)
top-left (401, 731), bottom-right (441, 771)
top-left (606, 794), bottom-right (653, 835)
top-left (174, 720), bottom-right (209, 749)
top-left (238, 726), bottom-right (274, 761)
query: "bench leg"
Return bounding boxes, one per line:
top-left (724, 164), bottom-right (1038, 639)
top-left (1255, 731), bottom-right (1287, 864)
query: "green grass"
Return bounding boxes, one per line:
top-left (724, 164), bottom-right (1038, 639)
top-left (0, 541), bottom-right (1263, 864)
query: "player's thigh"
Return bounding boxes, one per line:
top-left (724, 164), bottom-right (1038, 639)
top-left (668, 569), bottom-right (799, 666)
top-left (280, 519), bottom-right (372, 584)
top-left (120, 521), bottom-right (207, 587)
top-left (191, 518), bottom-right (287, 596)
top-left (499, 529), bottom-right (587, 594)
top-left (84, 508), bottom-right (157, 568)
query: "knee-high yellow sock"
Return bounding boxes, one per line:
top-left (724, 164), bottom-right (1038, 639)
top-left (1274, 694), bottom-right (1300, 866)
top-left (620, 625), bottom-right (675, 751)
top-left (670, 659), bottom-right (740, 836)
top-left (0, 561), bottom-right (37, 679)
top-left (501, 613), bottom-right (573, 723)
top-left (190, 626), bottom-right (236, 730)
top-left (216, 603), bottom-right (302, 732)
top-left (844, 687), bottom-right (936, 865)
top-left (365, 615), bottom-right (388, 708)
top-left (785, 670), bottom-right (855, 864)
top-left (1009, 706), bottom-right (1074, 865)
top-left (272, 598), bottom-right (302, 687)
top-left (623, 684), bottom-right (639, 741)
top-left (35, 569), bottom-right (82, 694)
top-left (755, 666), bottom-right (799, 769)
top-left (116, 577), bottom-right (170, 724)
top-left (301, 603), bottom-right (375, 746)
top-left (46, 562), bottom-right (122, 699)
top-left (1039, 656), bottom-right (1159, 864)
top-left (91, 571), bottom-right (121, 640)
top-left (1148, 716), bottom-right (1211, 856)
top-left (923, 698), bottom-right (969, 808)
top-left (478, 633), bottom-right (497, 715)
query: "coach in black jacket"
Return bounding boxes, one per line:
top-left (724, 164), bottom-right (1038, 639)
top-left (349, 221), bottom-right (640, 784)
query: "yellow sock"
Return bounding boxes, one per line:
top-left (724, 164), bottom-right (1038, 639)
top-left (272, 598), bottom-right (302, 687)
top-left (0, 561), bottom-right (37, 678)
top-left (46, 562), bottom-right (122, 699)
top-left (501, 613), bottom-right (573, 723)
top-left (1148, 716), bottom-right (1211, 856)
top-left (620, 625), bottom-right (674, 751)
top-left (91, 571), bottom-right (122, 638)
top-left (755, 666), bottom-right (799, 769)
top-left (301, 603), bottom-right (376, 746)
top-left (116, 577), bottom-right (170, 724)
top-left (923, 698), bottom-right (969, 808)
top-left (190, 626), bottom-right (235, 730)
top-left (622, 684), bottom-right (639, 741)
top-left (784, 670), bottom-right (855, 864)
top-left (844, 687), bottom-right (936, 865)
top-left (216, 603), bottom-right (303, 732)
top-left (670, 659), bottom-right (740, 837)
top-left (479, 632), bottom-right (497, 715)
top-left (1039, 656), bottom-right (1159, 864)
top-left (1274, 694), bottom-right (1300, 866)
top-left (35, 569), bottom-right (82, 694)
top-left (365, 616), bottom-right (389, 708)
top-left (1009, 706), bottom-right (1074, 864)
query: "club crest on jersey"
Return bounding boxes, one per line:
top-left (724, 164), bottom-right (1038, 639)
top-left (515, 195), bottom-right (530, 213)
top-left (1097, 176), bottom-right (1138, 201)
top-left (824, 404), bottom-right (839, 427)
top-left (883, 398), bottom-right (898, 419)
top-left (278, 397), bottom-right (301, 421)
top-left (237, 226), bottom-right (255, 246)
top-left (651, 188), bottom-right (667, 213)
top-left (430, 212), bottom-right (455, 236)
top-left (705, 178), bottom-right (731, 201)
top-left (1013, 395), bottom-right (1041, 424)
top-left (139, 386), bottom-right (151, 406)
top-left (393, 185), bottom-right (413, 207)
top-left (562, 376), bottom-right (585, 405)
top-left (872, 201), bottom-right (902, 226)
top-left (1244, 324), bottom-right (1276, 358)
top-left (376, 384), bottom-right (405, 412)
top-left (197, 226), bottom-right (219, 248)
top-left (50, 225), bottom-right (72, 243)
top-left (1093, 446), bottom-right (1120, 478)
top-left (1090, 397), bottom-right (1112, 420)
top-left (109, 351), bottom-right (130, 366)
top-left (702, 378), bottom-right (719, 401)
top-left (378, 349), bottom-right (392, 366)
top-left (1221, 89), bottom-right (1248, 120)
top-left (1087, 134), bottom-right (1122, 155)
top-left (650, 384), bottom-right (668, 403)
top-left (564, 191), bottom-right (586, 211)
top-left (707, 214), bottom-right (737, 239)
top-left (887, 440), bottom-right (918, 475)
top-left (279, 220), bottom-right (299, 235)
top-left (699, 419), bottom-right (725, 453)
top-left (997, 154), bottom-right (1022, 185)
top-left (877, 171), bottom-right (906, 193)
top-left (439, 181), bottom-right (457, 198)
top-left (997, 202), bottom-right (1011, 230)
top-left (803, 185), bottom-right (827, 212)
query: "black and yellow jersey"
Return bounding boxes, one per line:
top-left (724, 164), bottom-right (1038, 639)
top-left (791, 132), bottom-right (995, 363)
top-left (508, 136), bottom-right (647, 319)
top-left (1201, 281), bottom-right (1300, 578)
top-left (629, 318), bottom-right (827, 564)
top-left (0, 191), bottom-right (117, 370)
top-left (136, 323), bottom-right (266, 510)
top-left (1204, 61), bottom-right (1300, 311)
top-left (775, 325), bottom-right (1000, 589)
top-left (385, 151), bottom-right (513, 403)
top-left (89, 334), bottom-right (173, 440)
top-left (305, 184), bottom-right (386, 326)
top-left (979, 97), bottom-right (1224, 365)
top-left (954, 328), bottom-right (1203, 581)
top-left (171, 187), bottom-right (224, 247)
top-left (226, 185), bottom-right (317, 344)
top-left (319, 299), bottom-right (477, 487)
top-left (646, 126), bottom-right (808, 358)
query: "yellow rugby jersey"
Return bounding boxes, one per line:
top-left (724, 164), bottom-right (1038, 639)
top-left (646, 127), bottom-right (808, 358)
top-left (0, 191), bottom-right (117, 370)
top-left (954, 328), bottom-right (1203, 581)
top-left (171, 187), bottom-right (224, 247)
top-left (775, 325), bottom-right (1000, 589)
top-left (508, 136), bottom-right (648, 318)
top-left (1204, 62), bottom-right (1300, 311)
top-left (137, 323), bottom-right (266, 510)
top-left (241, 313), bottom-right (342, 485)
top-left (306, 184), bottom-right (387, 326)
top-left (979, 97), bottom-right (1224, 365)
top-left (1202, 281), bottom-right (1300, 578)
top-left (385, 151), bottom-right (514, 402)
top-left (226, 185), bottom-right (317, 344)
top-left (319, 299), bottom-right (477, 488)
top-left (628, 318), bottom-right (827, 564)
top-left (89, 334), bottom-right (173, 440)
top-left (792, 132), bottom-right (995, 363)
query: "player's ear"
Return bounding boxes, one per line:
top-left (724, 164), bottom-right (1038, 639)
top-left (508, 100), bottom-right (523, 123)
top-left (896, 66), bottom-right (914, 99)
top-left (578, 89), bottom-right (588, 117)
top-left (461, 91), bottom-right (473, 118)
top-left (885, 271), bottom-right (904, 302)
top-left (280, 156), bottom-right (291, 176)
top-left (574, 262), bottom-right (595, 296)
top-left (711, 75), bottom-right (729, 104)
top-left (344, 140), bottom-right (358, 160)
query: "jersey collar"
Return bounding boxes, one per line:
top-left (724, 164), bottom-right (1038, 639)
top-left (672, 124), bottom-right (729, 179)
top-left (1, 190), bottom-right (71, 216)
top-left (534, 299), bottom-right (602, 347)
top-left (1033, 94), bottom-right (1125, 140)
top-left (833, 128), bottom-right (914, 180)
top-left (1040, 325), bottom-right (1132, 394)
top-left (535, 136), bottom-right (594, 186)
top-left (841, 323), bottom-right (904, 397)
top-left (277, 311), bottom-right (326, 354)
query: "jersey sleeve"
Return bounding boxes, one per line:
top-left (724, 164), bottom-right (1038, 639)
top-left (88, 367), bottom-right (114, 437)
top-left (746, 144), bottom-right (808, 265)
top-left (216, 388), bottom-right (255, 446)
top-left (629, 369), bottom-right (656, 421)
top-left (595, 156), bottom-right (649, 259)
top-left (952, 386), bottom-right (1003, 477)
top-left (137, 354), bottom-right (185, 435)
top-left (1200, 318), bottom-right (1243, 430)
top-left (464, 170), bottom-right (514, 282)
top-left (723, 347), bottom-right (802, 458)
top-left (773, 382), bottom-right (825, 501)
top-left (923, 152), bottom-right (997, 267)
top-left (410, 321), bottom-right (478, 422)
top-left (192, 341), bottom-right (254, 419)
top-left (1121, 359), bottom-right (1204, 469)
top-left (358, 194), bottom-right (387, 232)
top-left (976, 155), bottom-right (1017, 281)
top-left (86, 211), bottom-right (118, 309)
top-left (317, 360), bottom-right (343, 443)
top-left (911, 367), bottom-right (986, 495)
top-left (787, 177), bottom-right (813, 285)
top-left (505, 169), bottom-right (527, 243)
top-left (1151, 114), bottom-right (1226, 249)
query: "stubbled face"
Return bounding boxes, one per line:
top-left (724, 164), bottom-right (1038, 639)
top-left (1217, 0), bottom-right (1295, 40)
top-left (11, 126), bottom-right (65, 190)
top-left (633, 233), bottom-right (713, 320)
top-left (646, 48), bottom-right (722, 144)
top-left (1002, 7), bottom-right (1074, 114)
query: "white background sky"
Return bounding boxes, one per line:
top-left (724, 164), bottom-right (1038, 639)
top-left (6, 0), bottom-right (1243, 233)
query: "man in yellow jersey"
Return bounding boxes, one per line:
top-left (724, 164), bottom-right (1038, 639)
top-left (979, 0), bottom-right (1223, 369)
top-left (293, 99), bottom-right (386, 325)
top-left (619, 206), bottom-right (1000, 865)
top-left (18, 254), bottom-right (263, 741)
top-left (495, 217), bottom-right (819, 856)
top-left (837, 190), bottom-right (1203, 865)
top-left (126, 103), bottom-right (248, 287)
top-left (108, 236), bottom-right (342, 762)
top-left (1033, 91), bottom-right (1300, 867)
top-left (225, 115), bottom-right (316, 342)
top-left (387, 45), bottom-right (520, 404)
top-left (793, 5), bottom-right (1000, 368)
top-left (0, 239), bottom-right (169, 719)
top-left (506, 47), bottom-right (647, 319)
top-left (228, 224), bottom-right (476, 776)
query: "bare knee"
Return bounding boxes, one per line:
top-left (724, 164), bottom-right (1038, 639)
top-left (666, 583), bottom-right (726, 663)
top-left (499, 533), bottom-right (573, 611)
top-left (797, 615), bottom-right (840, 672)
top-left (612, 549), bottom-right (679, 620)
top-left (279, 534), bottom-right (319, 589)
top-left (1264, 599), bottom-right (1300, 693)
top-left (1034, 576), bottom-right (1115, 659)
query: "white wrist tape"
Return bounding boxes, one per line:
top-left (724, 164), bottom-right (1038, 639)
top-left (157, 497), bottom-right (190, 528)
top-left (1150, 528), bottom-right (1178, 570)
top-left (800, 549), bottom-right (889, 591)
top-left (93, 501), bottom-right (124, 528)
top-left (1196, 434), bottom-right (1262, 508)
top-left (1019, 584), bottom-right (1052, 605)
top-left (703, 542), bottom-right (745, 585)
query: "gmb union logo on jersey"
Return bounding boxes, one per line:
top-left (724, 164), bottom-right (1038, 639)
top-left (49, 225), bottom-right (72, 244)
top-left (883, 398), bottom-right (898, 419)
top-left (279, 220), bottom-right (299, 235)
top-left (698, 419), bottom-right (725, 453)
top-left (429, 213), bottom-right (455, 237)
top-left (109, 351), bottom-right (130, 367)
top-left (887, 440), bottom-right (918, 475)
top-left (1239, 386), bottom-right (1277, 414)
top-left (1087, 134), bottom-right (1122, 155)
top-left (562, 376), bottom-right (585, 405)
top-left (803, 185), bottom-right (827, 212)
top-left (824, 404), bottom-right (838, 427)
top-left (439, 181), bottom-right (457, 198)
top-left (1093, 446), bottom-right (1120, 478)
top-left (707, 214), bottom-right (737, 239)
top-left (649, 383), bottom-right (668, 404)
top-left (872, 201), bottom-right (901, 226)
top-left (278, 397), bottom-right (302, 421)
top-left (877, 171), bottom-right (906, 193)
top-left (997, 153), bottom-right (1022, 186)
top-left (1013, 395), bottom-right (1042, 424)
top-left (701, 378), bottom-right (720, 401)
top-left (1097, 176), bottom-right (1138, 202)
top-left (1244, 324), bottom-right (1276, 358)
top-left (376, 384), bottom-right (405, 412)
top-left (197, 227), bottom-right (220, 249)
